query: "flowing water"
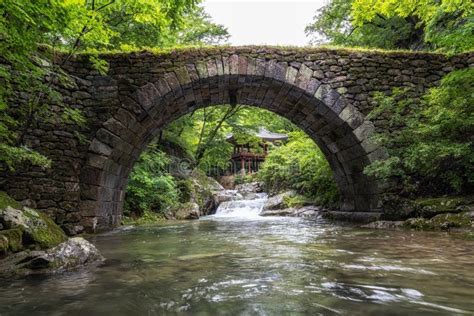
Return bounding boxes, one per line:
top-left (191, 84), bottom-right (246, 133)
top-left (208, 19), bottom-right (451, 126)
top-left (1, 192), bottom-right (473, 315)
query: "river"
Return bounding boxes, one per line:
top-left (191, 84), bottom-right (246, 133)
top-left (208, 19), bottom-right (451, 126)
top-left (0, 192), bottom-right (473, 315)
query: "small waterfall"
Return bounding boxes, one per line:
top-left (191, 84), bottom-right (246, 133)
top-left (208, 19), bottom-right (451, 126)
top-left (212, 192), bottom-right (268, 219)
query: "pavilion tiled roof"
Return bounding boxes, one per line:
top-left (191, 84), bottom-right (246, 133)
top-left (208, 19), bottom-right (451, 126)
top-left (226, 127), bottom-right (288, 143)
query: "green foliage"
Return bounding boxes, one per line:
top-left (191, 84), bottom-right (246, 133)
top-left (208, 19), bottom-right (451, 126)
top-left (122, 209), bottom-right (166, 225)
top-left (305, 0), bottom-right (423, 50)
top-left (0, 0), bottom-right (228, 171)
top-left (351, 0), bottom-right (473, 52)
top-left (258, 131), bottom-right (339, 207)
top-left (165, 106), bottom-right (297, 171)
top-left (0, 144), bottom-right (51, 171)
top-left (124, 145), bottom-right (179, 215)
top-left (365, 69), bottom-right (474, 195)
top-left (283, 194), bottom-right (309, 208)
top-left (306, 0), bottom-right (474, 52)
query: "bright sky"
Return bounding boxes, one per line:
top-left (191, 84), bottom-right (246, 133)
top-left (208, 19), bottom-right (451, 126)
top-left (202, 0), bottom-right (327, 46)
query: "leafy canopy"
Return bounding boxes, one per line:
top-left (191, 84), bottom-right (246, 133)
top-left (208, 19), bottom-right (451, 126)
top-left (306, 0), bottom-right (474, 52)
top-left (0, 0), bottom-right (228, 171)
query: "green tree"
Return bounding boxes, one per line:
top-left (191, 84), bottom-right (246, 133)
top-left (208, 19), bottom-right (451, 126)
top-left (0, 0), bottom-right (228, 171)
top-left (306, 0), bottom-right (473, 52)
top-left (305, 0), bottom-right (425, 49)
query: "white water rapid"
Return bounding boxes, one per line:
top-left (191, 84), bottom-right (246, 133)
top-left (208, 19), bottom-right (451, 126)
top-left (211, 191), bottom-right (268, 219)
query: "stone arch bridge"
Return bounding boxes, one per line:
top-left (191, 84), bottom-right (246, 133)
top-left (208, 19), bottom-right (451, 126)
top-left (2, 47), bottom-right (472, 234)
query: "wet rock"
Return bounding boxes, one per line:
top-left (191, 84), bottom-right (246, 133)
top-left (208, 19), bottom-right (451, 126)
top-left (0, 206), bottom-right (66, 249)
top-left (214, 190), bottom-right (243, 204)
top-left (260, 205), bottom-right (320, 218)
top-left (206, 177), bottom-right (225, 192)
top-left (260, 208), bottom-right (297, 217)
top-left (362, 220), bottom-right (405, 229)
top-left (175, 202), bottom-right (200, 220)
top-left (0, 237), bottom-right (104, 277)
top-left (262, 191), bottom-right (296, 211)
top-left (235, 182), bottom-right (264, 196)
top-left (293, 206), bottom-right (321, 218)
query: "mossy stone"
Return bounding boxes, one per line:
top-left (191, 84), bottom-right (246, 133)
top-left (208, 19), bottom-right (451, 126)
top-left (403, 217), bottom-right (433, 230)
top-left (0, 228), bottom-right (24, 253)
top-left (22, 208), bottom-right (67, 249)
top-left (404, 213), bottom-right (472, 231)
top-left (414, 196), bottom-right (474, 218)
top-left (430, 213), bottom-right (471, 230)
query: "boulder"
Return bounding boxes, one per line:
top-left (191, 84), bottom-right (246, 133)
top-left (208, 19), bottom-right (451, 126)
top-left (260, 208), bottom-right (297, 217)
top-left (430, 212), bottom-right (471, 230)
top-left (235, 182), bottom-right (264, 196)
top-left (0, 206), bottom-right (66, 249)
top-left (0, 237), bottom-right (104, 277)
top-left (260, 205), bottom-right (320, 218)
top-left (404, 212), bottom-right (472, 231)
top-left (214, 190), bottom-right (242, 204)
top-left (293, 206), bottom-right (321, 218)
top-left (175, 202), bottom-right (200, 220)
top-left (262, 191), bottom-right (296, 211)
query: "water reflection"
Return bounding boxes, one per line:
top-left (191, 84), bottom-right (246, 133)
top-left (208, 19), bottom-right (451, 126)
top-left (0, 217), bottom-right (473, 315)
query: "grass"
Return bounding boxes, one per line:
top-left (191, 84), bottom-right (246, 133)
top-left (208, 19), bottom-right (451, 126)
top-left (42, 43), bottom-right (468, 59)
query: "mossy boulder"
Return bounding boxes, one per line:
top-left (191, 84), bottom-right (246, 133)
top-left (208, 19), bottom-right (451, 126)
top-left (404, 212), bottom-right (472, 231)
top-left (403, 217), bottom-right (434, 230)
top-left (430, 213), bottom-right (471, 229)
top-left (0, 228), bottom-right (24, 253)
top-left (0, 206), bottom-right (66, 249)
top-left (175, 202), bottom-right (200, 220)
top-left (175, 170), bottom-right (226, 217)
top-left (413, 196), bottom-right (474, 218)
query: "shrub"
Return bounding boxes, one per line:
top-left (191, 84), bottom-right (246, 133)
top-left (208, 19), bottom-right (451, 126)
top-left (124, 145), bottom-right (179, 216)
top-left (258, 131), bottom-right (340, 207)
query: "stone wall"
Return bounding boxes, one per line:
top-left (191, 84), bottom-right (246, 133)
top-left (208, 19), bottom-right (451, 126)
top-left (1, 46), bottom-right (472, 234)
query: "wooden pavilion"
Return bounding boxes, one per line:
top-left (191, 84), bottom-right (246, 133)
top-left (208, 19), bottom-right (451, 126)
top-left (226, 128), bottom-right (288, 175)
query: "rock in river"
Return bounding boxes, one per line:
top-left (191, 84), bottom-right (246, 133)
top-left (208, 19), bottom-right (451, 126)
top-left (0, 206), bottom-right (66, 249)
top-left (175, 202), bottom-right (200, 220)
top-left (0, 237), bottom-right (104, 277)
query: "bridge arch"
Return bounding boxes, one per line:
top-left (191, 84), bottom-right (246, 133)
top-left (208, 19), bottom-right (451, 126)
top-left (80, 55), bottom-right (387, 230)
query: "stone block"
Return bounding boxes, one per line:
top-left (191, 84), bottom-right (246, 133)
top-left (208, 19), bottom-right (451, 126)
top-left (315, 84), bottom-right (340, 106)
